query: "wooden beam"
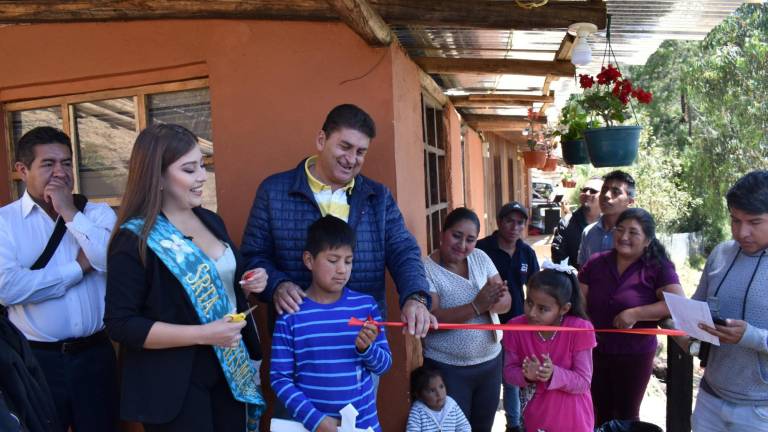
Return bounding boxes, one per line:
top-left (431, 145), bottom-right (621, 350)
top-left (555, 33), bottom-right (577, 61)
top-left (463, 114), bottom-right (545, 131)
top-left (325, 0), bottom-right (392, 46)
top-left (414, 58), bottom-right (575, 77)
top-left (419, 69), bottom-right (448, 107)
top-left (451, 93), bottom-right (554, 108)
top-left (0, 1), bottom-right (337, 23)
top-left (0, 0), bottom-right (607, 28)
top-left (370, 0), bottom-right (606, 30)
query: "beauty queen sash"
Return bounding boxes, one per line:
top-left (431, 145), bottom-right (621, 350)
top-left (123, 216), bottom-right (265, 430)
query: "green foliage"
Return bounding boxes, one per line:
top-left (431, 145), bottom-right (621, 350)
top-left (625, 4), bottom-right (768, 251)
top-left (553, 96), bottom-right (596, 141)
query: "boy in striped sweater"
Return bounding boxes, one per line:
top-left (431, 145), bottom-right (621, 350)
top-left (270, 216), bottom-right (392, 432)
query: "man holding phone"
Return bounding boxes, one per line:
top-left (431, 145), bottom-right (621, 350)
top-left (685, 170), bottom-right (768, 431)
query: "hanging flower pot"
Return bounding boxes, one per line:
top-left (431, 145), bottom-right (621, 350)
top-left (562, 178), bottom-right (577, 188)
top-left (561, 139), bottom-right (590, 165)
top-left (584, 125), bottom-right (642, 168)
top-left (541, 157), bottom-right (558, 172)
top-left (522, 150), bottom-right (547, 169)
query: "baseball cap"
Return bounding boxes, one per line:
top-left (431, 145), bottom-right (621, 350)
top-left (497, 201), bottom-right (528, 220)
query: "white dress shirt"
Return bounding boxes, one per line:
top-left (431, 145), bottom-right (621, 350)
top-left (0, 191), bottom-right (116, 341)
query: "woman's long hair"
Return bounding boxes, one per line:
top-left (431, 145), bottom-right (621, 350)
top-left (615, 208), bottom-right (670, 265)
top-left (111, 124), bottom-right (198, 263)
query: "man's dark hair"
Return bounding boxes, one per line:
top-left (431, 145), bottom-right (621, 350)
top-left (15, 126), bottom-right (72, 167)
top-left (602, 170), bottom-right (636, 198)
top-left (305, 215), bottom-right (356, 257)
top-left (726, 170), bottom-right (768, 215)
top-left (321, 104), bottom-right (376, 139)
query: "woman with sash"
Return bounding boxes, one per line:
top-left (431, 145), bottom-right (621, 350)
top-left (105, 124), bottom-right (266, 432)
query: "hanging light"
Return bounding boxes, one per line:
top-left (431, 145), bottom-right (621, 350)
top-left (568, 23), bottom-right (598, 66)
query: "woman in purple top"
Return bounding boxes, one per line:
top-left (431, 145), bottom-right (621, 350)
top-left (578, 208), bottom-right (684, 426)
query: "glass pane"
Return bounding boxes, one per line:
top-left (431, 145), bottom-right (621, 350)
top-left (425, 215), bottom-right (432, 254)
top-left (435, 109), bottom-right (445, 150)
top-left (437, 154), bottom-right (447, 204)
top-left (420, 95), bottom-right (426, 144)
top-left (72, 98), bottom-right (137, 199)
top-left (148, 88), bottom-right (216, 211)
top-left (426, 107), bottom-right (436, 148)
top-left (423, 149), bottom-right (430, 205)
top-left (439, 207), bottom-right (447, 230)
top-left (430, 211), bottom-right (440, 253)
top-left (10, 107), bottom-right (63, 197)
top-left (428, 152), bottom-right (438, 207)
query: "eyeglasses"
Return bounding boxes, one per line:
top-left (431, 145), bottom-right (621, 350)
top-left (581, 187), bottom-right (600, 195)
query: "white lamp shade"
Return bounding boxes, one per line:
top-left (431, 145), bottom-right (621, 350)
top-left (571, 36), bottom-right (592, 66)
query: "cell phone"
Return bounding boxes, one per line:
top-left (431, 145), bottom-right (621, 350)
top-left (712, 317), bottom-right (727, 325)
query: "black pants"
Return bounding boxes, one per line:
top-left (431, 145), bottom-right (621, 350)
top-left (592, 350), bottom-right (656, 427)
top-left (423, 353), bottom-right (502, 432)
top-left (32, 338), bottom-right (118, 432)
top-left (143, 348), bottom-right (246, 432)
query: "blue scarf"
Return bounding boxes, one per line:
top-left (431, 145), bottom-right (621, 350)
top-left (123, 215), bottom-right (265, 430)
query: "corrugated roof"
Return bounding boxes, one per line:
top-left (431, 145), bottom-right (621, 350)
top-left (393, 0), bottom-right (745, 121)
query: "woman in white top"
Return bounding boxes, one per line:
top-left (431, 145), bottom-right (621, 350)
top-left (422, 207), bottom-right (511, 432)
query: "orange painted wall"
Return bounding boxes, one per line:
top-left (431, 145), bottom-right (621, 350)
top-left (464, 128), bottom-right (487, 236)
top-left (0, 19), bottom-right (430, 430)
top-left (445, 105), bottom-right (465, 209)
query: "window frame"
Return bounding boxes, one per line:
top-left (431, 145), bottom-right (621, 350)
top-left (4, 78), bottom-right (210, 206)
top-left (421, 93), bottom-right (449, 255)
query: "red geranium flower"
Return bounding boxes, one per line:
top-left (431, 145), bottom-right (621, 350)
top-left (596, 64), bottom-right (622, 85)
top-left (579, 74), bottom-right (594, 89)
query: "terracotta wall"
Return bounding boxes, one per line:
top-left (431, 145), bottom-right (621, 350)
top-left (464, 128), bottom-right (487, 236)
top-left (445, 105), bottom-right (466, 209)
top-left (0, 19), bottom-right (430, 431)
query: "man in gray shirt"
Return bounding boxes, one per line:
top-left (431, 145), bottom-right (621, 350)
top-left (577, 170), bottom-right (636, 267)
top-left (687, 170), bottom-right (768, 431)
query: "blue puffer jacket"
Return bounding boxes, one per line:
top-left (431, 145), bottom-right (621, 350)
top-left (241, 159), bottom-right (430, 315)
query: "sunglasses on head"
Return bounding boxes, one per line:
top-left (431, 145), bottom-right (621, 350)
top-left (581, 187), bottom-right (600, 195)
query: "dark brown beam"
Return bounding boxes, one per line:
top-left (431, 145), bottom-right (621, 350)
top-left (414, 57), bottom-right (575, 77)
top-left (0, 0), bottom-right (606, 29)
top-left (325, 0), bottom-right (392, 46)
top-left (451, 93), bottom-right (554, 108)
top-left (371, 0), bottom-right (606, 30)
top-left (463, 114), bottom-right (546, 131)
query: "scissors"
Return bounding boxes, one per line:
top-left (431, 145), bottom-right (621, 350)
top-left (225, 304), bottom-right (258, 322)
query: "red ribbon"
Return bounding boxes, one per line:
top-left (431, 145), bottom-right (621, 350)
top-left (349, 317), bottom-right (686, 336)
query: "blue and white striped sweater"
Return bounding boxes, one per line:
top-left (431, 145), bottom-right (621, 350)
top-left (270, 289), bottom-right (392, 432)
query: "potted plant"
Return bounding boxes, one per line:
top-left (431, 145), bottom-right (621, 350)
top-left (553, 97), bottom-right (595, 165)
top-left (576, 64), bottom-right (653, 167)
top-left (521, 108), bottom-right (547, 169)
top-left (561, 172), bottom-right (577, 188)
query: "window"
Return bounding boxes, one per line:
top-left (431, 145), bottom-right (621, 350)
top-left (422, 95), bottom-right (448, 254)
top-left (5, 79), bottom-right (216, 210)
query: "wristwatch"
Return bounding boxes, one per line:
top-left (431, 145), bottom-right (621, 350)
top-left (689, 339), bottom-right (701, 356)
top-left (407, 292), bottom-right (429, 307)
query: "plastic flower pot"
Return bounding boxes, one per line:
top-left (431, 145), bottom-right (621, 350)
top-left (584, 125), bottom-right (641, 167)
top-left (541, 157), bottom-right (558, 172)
top-left (522, 150), bottom-right (547, 169)
top-left (561, 139), bottom-right (590, 165)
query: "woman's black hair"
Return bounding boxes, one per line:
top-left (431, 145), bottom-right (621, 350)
top-left (615, 208), bottom-right (670, 265)
top-left (442, 207), bottom-right (480, 233)
top-left (527, 269), bottom-right (588, 319)
top-left (409, 366), bottom-right (443, 401)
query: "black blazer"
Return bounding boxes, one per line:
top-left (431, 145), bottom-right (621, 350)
top-left (104, 207), bottom-right (262, 424)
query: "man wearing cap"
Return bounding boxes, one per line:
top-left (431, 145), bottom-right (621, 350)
top-left (551, 176), bottom-right (603, 268)
top-left (476, 201), bottom-right (539, 432)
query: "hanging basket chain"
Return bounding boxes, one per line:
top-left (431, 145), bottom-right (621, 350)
top-left (602, 14), bottom-right (642, 127)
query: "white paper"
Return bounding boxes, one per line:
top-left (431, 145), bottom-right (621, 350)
top-left (663, 292), bottom-right (720, 346)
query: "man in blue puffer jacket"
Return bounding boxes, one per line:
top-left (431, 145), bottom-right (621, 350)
top-left (241, 104), bottom-right (435, 337)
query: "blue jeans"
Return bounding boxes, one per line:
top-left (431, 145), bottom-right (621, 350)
top-left (692, 387), bottom-right (768, 432)
top-left (503, 383), bottom-right (521, 427)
